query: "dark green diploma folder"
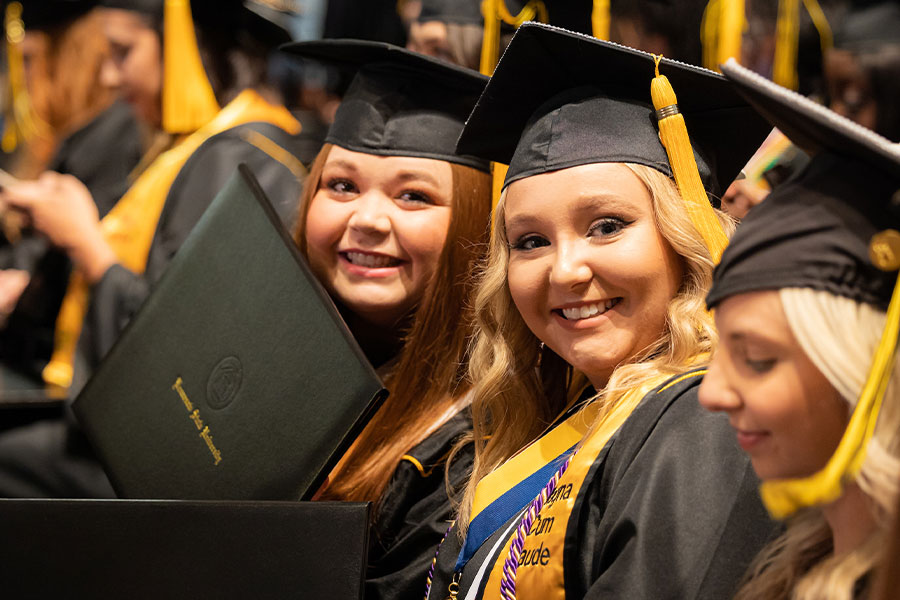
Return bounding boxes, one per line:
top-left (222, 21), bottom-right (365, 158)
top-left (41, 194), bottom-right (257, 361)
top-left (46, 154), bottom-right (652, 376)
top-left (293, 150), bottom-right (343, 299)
top-left (72, 165), bottom-right (387, 500)
top-left (0, 499), bottom-right (369, 599)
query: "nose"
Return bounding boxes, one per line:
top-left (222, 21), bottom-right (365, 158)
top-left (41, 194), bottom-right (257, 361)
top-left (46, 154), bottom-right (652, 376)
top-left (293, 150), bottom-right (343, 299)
top-left (100, 56), bottom-right (121, 90)
top-left (347, 191), bottom-right (392, 238)
top-left (548, 239), bottom-right (593, 290)
top-left (698, 356), bottom-right (742, 413)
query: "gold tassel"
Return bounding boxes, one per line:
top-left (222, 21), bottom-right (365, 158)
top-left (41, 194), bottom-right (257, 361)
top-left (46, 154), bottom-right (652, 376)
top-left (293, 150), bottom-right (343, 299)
top-left (773, 0), bottom-right (800, 90)
top-left (592, 0), bottom-right (610, 40)
top-left (761, 237), bottom-right (900, 518)
top-left (479, 0), bottom-right (548, 76)
top-left (2, 1), bottom-right (50, 152)
top-left (801, 0), bottom-right (833, 57)
top-left (701, 0), bottom-right (720, 71)
top-left (650, 55), bottom-right (729, 263)
top-left (162, 0), bottom-right (220, 134)
top-left (717, 0), bottom-right (745, 65)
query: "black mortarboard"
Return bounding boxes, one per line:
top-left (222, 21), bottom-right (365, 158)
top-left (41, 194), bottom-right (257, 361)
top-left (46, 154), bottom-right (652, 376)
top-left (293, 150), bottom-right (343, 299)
top-left (707, 59), bottom-right (900, 522)
top-left (281, 39), bottom-right (490, 171)
top-left (98, 0), bottom-right (292, 44)
top-left (14, 0), bottom-right (97, 30)
top-left (455, 22), bottom-right (771, 198)
top-left (707, 59), bottom-right (900, 311)
top-left (834, 1), bottom-right (900, 51)
top-left (418, 0), bottom-right (482, 25)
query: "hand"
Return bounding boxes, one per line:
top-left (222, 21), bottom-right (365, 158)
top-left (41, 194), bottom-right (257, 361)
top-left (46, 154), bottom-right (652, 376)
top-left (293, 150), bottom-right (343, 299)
top-left (0, 172), bottom-right (117, 283)
top-left (0, 268), bottom-right (30, 319)
top-left (721, 179), bottom-right (769, 220)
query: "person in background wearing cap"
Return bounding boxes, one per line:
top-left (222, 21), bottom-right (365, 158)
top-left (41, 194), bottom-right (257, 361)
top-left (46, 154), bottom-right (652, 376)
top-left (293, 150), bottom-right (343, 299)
top-left (0, 0), bottom-right (142, 373)
top-left (424, 23), bottom-right (776, 599)
top-left (699, 59), bottom-right (900, 600)
top-left (0, 0), bottom-right (310, 499)
top-left (282, 39), bottom-right (491, 599)
top-left (406, 0), bottom-right (486, 70)
top-left (823, 0), bottom-right (900, 142)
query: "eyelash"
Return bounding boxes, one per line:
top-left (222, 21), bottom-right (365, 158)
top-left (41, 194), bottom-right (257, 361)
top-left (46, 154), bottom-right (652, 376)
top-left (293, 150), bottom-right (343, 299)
top-left (509, 216), bottom-right (631, 251)
top-left (745, 358), bottom-right (776, 374)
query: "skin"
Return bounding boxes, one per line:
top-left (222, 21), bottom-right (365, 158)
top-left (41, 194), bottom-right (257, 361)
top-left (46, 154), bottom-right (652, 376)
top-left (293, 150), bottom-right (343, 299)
top-left (99, 8), bottom-right (162, 128)
top-left (407, 21), bottom-right (454, 64)
top-left (824, 49), bottom-right (878, 132)
top-left (504, 162), bottom-right (683, 389)
top-left (699, 289), bottom-right (878, 554)
top-left (304, 146), bottom-right (453, 329)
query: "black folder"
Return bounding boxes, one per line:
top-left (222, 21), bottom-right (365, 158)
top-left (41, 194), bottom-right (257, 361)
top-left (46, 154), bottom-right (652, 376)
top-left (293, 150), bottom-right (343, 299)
top-left (0, 499), bottom-right (369, 599)
top-left (72, 165), bottom-right (387, 500)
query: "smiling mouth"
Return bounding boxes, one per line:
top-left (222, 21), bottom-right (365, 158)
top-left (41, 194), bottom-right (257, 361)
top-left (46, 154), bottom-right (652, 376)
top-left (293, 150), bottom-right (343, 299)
top-left (340, 251), bottom-right (404, 268)
top-left (555, 298), bottom-right (621, 321)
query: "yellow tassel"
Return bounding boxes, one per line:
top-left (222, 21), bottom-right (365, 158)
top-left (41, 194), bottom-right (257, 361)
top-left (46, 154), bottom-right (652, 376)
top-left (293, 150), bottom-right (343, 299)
top-left (2, 1), bottom-right (50, 152)
top-left (592, 0), bottom-right (610, 40)
top-left (801, 0), bottom-right (833, 57)
top-left (650, 55), bottom-right (729, 263)
top-left (162, 0), bottom-right (220, 134)
top-left (761, 261), bottom-right (900, 518)
top-left (701, 0), bottom-right (720, 71)
top-left (717, 0), bottom-right (745, 65)
top-left (773, 0), bottom-right (800, 90)
top-left (479, 0), bottom-right (548, 76)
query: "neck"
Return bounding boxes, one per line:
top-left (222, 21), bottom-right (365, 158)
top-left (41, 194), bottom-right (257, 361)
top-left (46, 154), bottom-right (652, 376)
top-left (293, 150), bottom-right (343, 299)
top-left (822, 482), bottom-right (878, 556)
top-left (340, 305), bottom-right (404, 370)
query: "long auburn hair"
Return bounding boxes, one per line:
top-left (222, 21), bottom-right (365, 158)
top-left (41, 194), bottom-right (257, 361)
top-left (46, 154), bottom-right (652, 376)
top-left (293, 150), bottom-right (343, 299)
top-left (734, 288), bottom-right (900, 600)
top-left (15, 9), bottom-right (115, 178)
top-left (457, 163), bottom-right (735, 534)
top-left (293, 143), bottom-right (492, 504)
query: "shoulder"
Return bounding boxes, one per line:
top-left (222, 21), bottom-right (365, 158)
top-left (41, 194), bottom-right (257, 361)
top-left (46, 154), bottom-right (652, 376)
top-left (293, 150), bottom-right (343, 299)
top-left (399, 410), bottom-right (473, 480)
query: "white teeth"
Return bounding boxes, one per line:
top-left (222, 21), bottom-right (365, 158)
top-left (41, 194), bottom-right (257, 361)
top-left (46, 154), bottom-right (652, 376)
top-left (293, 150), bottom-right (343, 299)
top-left (560, 299), bottom-right (619, 321)
top-left (345, 252), bottom-right (398, 268)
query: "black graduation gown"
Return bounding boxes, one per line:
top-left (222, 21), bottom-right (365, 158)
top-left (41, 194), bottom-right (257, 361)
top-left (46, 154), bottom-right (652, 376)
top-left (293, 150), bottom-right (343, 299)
top-left (426, 371), bottom-right (777, 599)
top-left (367, 410), bottom-right (474, 600)
top-left (0, 101), bottom-right (142, 375)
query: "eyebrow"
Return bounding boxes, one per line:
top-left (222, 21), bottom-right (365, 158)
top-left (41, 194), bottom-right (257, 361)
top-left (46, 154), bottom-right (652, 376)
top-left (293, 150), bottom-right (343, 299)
top-left (504, 193), bottom-right (638, 231)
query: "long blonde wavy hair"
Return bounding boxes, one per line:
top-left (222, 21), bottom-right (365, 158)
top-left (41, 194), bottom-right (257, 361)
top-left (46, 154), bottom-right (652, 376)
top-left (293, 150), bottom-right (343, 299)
top-left (456, 163), bottom-right (735, 534)
top-left (734, 288), bottom-right (900, 600)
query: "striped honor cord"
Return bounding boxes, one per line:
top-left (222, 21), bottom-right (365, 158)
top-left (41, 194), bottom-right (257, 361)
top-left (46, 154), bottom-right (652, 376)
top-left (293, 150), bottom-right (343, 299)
top-left (499, 454), bottom-right (574, 600)
top-left (424, 521), bottom-right (455, 600)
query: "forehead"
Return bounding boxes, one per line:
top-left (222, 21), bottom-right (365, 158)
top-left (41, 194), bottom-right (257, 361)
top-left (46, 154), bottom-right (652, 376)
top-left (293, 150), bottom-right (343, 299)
top-left (324, 145), bottom-right (453, 179)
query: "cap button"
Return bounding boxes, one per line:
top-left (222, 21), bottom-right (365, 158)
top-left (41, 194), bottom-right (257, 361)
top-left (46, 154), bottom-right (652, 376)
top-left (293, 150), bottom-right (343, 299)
top-left (870, 230), bottom-right (900, 271)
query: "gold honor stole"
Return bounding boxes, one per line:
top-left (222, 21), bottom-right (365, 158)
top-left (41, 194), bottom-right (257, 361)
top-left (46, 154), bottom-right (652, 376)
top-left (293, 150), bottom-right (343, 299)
top-left (480, 372), bottom-right (703, 599)
top-left (42, 90), bottom-right (301, 387)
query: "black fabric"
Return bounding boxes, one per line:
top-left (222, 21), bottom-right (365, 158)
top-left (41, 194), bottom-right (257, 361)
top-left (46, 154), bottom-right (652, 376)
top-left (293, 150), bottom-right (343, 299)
top-left (418, 0), bottom-right (482, 24)
top-left (708, 60), bottom-right (900, 310)
top-left (455, 22), bottom-right (771, 196)
top-left (708, 154), bottom-right (899, 310)
top-left (426, 373), bottom-right (777, 599)
top-left (835, 1), bottom-right (900, 50)
top-left (16, 0), bottom-right (96, 30)
top-left (367, 410), bottom-right (473, 600)
top-left (281, 39), bottom-right (490, 172)
top-left (0, 101), bottom-right (141, 377)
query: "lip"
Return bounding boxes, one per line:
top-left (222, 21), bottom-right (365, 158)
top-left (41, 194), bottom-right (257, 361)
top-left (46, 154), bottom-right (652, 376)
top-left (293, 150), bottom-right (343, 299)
top-left (551, 298), bottom-right (621, 329)
top-left (338, 249), bottom-right (406, 277)
top-left (733, 428), bottom-right (770, 452)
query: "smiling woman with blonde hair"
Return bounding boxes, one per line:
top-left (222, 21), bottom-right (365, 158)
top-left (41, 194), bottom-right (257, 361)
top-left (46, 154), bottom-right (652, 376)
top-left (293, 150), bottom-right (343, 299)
top-left (424, 23), bottom-right (777, 599)
top-left (699, 59), bottom-right (900, 600)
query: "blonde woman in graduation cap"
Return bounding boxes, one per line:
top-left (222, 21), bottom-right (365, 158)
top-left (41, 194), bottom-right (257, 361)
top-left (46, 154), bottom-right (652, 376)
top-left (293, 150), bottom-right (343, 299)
top-left (699, 60), bottom-right (900, 600)
top-left (425, 23), bottom-right (777, 599)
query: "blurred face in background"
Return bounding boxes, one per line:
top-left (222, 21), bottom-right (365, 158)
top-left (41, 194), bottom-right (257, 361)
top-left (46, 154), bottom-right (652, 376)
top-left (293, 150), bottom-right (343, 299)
top-left (824, 49), bottom-right (878, 132)
top-left (100, 8), bottom-right (162, 127)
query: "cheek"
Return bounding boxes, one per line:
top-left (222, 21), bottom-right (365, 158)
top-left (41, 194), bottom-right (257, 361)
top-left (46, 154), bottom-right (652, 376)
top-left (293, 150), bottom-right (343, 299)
top-left (304, 196), bottom-right (345, 263)
top-left (507, 261), bottom-right (543, 322)
top-left (399, 210), bottom-right (451, 270)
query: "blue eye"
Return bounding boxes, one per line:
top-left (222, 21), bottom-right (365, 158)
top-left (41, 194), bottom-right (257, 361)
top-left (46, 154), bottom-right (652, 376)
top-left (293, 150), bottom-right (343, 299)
top-left (510, 235), bottom-right (549, 251)
top-left (589, 217), bottom-right (628, 237)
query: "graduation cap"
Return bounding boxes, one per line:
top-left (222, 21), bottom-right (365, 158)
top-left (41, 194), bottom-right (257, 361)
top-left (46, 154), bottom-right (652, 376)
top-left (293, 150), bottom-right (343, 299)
top-left (418, 0), bottom-right (483, 25)
top-left (13, 0), bottom-right (96, 30)
top-left (834, 1), bottom-right (900, 51)
top-left (708, 58), bottom-right (900, 519)
top-left (281, 39), bottom-right (490, 172)
top-left (457, 22), bottom-right (771, 260)
top-left (99, 0), bottom-right (292, 134)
